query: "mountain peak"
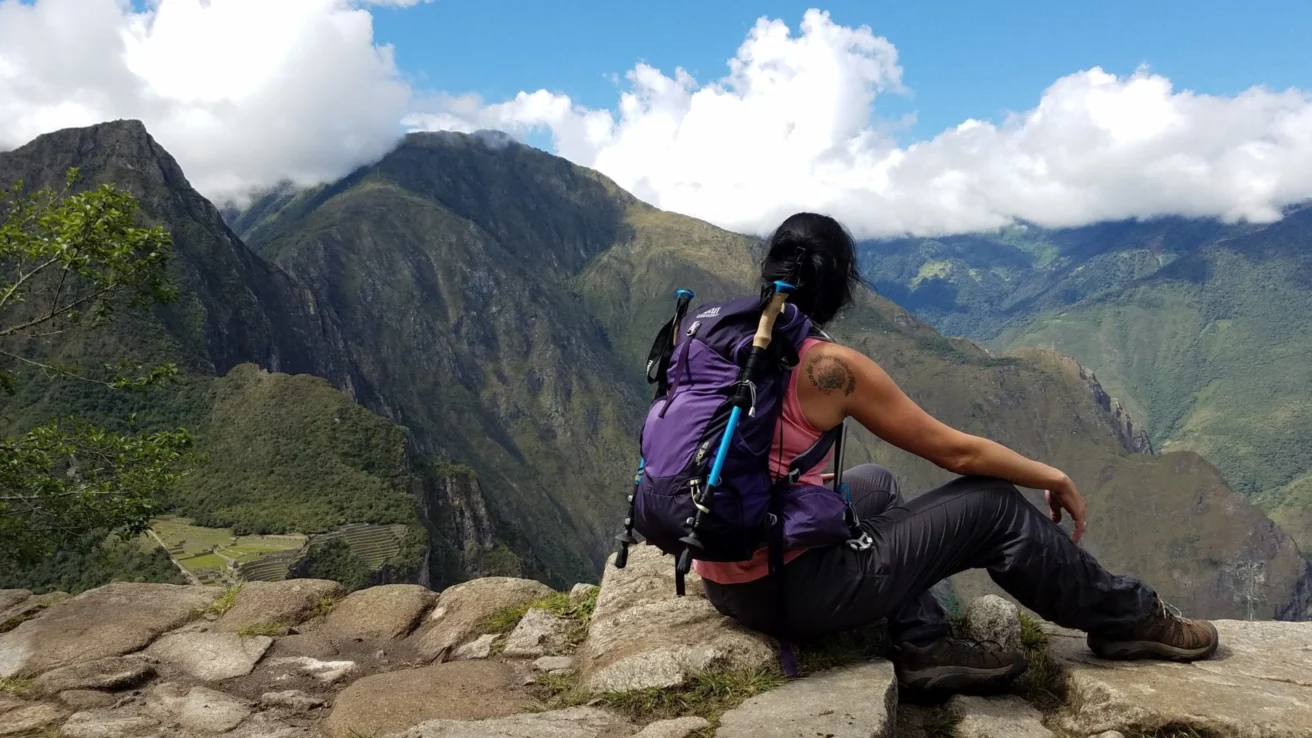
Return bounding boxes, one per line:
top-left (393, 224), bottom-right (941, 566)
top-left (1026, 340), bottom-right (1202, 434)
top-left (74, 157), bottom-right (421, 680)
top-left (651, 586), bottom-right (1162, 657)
top-left (0, 119), bottom-right (190, 195)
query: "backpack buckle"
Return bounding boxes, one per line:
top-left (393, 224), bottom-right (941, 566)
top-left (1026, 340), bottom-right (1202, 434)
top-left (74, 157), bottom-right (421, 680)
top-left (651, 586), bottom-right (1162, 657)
top-left (846, 532), bottom-right (873, 551)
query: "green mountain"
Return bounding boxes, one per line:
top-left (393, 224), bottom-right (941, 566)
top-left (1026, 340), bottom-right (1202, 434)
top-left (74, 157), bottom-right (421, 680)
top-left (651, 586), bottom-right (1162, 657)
top-left (861, 208), bottom-right (1312, 551)
top-left (2, 120), bottom-right (1309, 620)
top-left (0, 122), bottom-right (498, 593)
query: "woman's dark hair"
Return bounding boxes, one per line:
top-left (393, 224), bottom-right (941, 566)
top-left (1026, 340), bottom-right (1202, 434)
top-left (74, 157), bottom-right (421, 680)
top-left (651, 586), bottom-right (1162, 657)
top-left (759, 212), bottom-right (863, 326)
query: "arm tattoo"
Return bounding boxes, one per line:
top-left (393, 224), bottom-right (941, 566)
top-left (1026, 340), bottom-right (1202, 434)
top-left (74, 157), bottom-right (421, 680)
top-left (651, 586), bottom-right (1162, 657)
top-left (806, 356), bottom-right (856, 396)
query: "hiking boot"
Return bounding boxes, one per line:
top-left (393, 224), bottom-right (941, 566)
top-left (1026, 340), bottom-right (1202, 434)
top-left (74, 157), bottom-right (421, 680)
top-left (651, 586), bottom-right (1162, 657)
top-left (1087, 596), bottom-right (1219, 662)
top-left (892, 635), bottom-right (1027, 692)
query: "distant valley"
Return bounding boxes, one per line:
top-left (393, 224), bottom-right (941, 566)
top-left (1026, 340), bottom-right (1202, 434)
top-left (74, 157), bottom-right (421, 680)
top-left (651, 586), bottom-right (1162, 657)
top-left (863, 212), bottom-right (1312, 553)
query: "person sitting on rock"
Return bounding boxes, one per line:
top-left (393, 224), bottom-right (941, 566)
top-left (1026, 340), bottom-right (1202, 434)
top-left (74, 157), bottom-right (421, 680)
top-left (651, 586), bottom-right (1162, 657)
top-left (694, 211), bottom-right (1220, 692)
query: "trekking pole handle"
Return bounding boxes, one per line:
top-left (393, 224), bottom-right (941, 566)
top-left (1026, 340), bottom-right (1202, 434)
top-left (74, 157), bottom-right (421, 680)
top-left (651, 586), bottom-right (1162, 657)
top-left (753, 281), bottom-right (795, 350)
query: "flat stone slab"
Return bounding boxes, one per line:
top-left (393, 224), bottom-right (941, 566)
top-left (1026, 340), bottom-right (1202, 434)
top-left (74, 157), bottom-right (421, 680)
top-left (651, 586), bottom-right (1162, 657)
top-left (264, 656), bottom-right (358, 684)
top-left (218, 579), bottom-right (343, 633)
top-left (145, 682), bottom-right (252, 733)
top-left (452, 634), bottom-right (497, 661)
top-left (715, 661), bottom-right (897, 738)
top-left (635, 716), bottom-right (712, 737)
top-left (502, 608), bottom-right (572, 658)
top-left (948, 695), bottom-right (1054, 738)
top-left (579, 545), bottom-right (774, 692)
top-left (60, 709), bottom-right (160, 738)
top-left (387, 706), bottom-right (633, 738)
top-left (324, 584), bottom-right (436, 641)
top-left (31, 655), bottom-right (156, 696)
top-left (323, 660), bottom-right (529, 738)
top-left (57, 689), bottom-right (119, 710)
top-left (1049, 619), bottom-right (1312, 738)
top-left (0, 701), bottom-right (68, 736)
top-left (261, 689), bottom-right (327, 711)
top-left (146, 631), bottom-right (273, 681)
top-left (412, 577), bottom-right (554, 661)
top-left (0, 583), bottom-right (219, 678)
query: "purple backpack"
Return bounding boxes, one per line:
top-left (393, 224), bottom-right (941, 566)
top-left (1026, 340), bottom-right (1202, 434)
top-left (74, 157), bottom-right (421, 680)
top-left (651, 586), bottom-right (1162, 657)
top-left (612, 288), bottom-right (869, 610)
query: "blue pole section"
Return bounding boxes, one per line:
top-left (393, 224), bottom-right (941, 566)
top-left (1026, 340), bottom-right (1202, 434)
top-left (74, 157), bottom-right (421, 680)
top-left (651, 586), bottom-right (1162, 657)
top-left (707, 406), bottom-right (742, 488)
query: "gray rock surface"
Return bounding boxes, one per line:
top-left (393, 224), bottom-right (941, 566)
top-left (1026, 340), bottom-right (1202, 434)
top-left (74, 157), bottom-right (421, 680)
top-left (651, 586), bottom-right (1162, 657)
top-left (1089, 733), bottom-right (1126, 738)
top-left (578, 546), bottom-right (775, 692)
top-left (323, 660), bottom-right (528, 738)
top-left (451, 634), bottom-right (498, 661)
top-left (261, 689), bottom-right (327, 711)
top-left (964, 595), bottom-right (1023, 653)
top-left (570, 583), bottom-right (599, 602)
top-left (501, 608), bottom-right (572, 658)
top-left (218, 579), bottom-right (343, 634)
top-left (634, 716), bottom-right (711, 738)
top-left (145, 682), bottom-right (252, 733)
top-left (31, 655), bottom-right (156, 696)
top-left (57, 689), bottom-right (119, 710)
top-left (412, 577), bottom-right (554, 662)
top-left (0, 701), bottom-right (67, 736)
top-left (532, 655), bottom-right (574, 673)
top-left (60, 709), bottom-right (160, 738)
top-left (0, 583), bottom-right (219, 678)
top-left (1049, 619), bottom-right (1312, 737)
top-left (264, 656), bottom-right (358, 684)
top-left (146, 631), bottom-right (273, 681)
top-left (716, 661), bottom-right (898, 738)
top-left (947, 695), bottom-right (1054, 738)
top-left (385, 706), bottom-right (631, 738)
top-left (323, 584), bottom-right (436, 641)
top-left (0, 590), bottom-right (30, 614)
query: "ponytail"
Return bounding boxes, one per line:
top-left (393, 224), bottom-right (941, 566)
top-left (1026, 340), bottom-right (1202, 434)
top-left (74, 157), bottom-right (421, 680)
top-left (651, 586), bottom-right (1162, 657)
top-left (759, 212), bottom-right (862, 326)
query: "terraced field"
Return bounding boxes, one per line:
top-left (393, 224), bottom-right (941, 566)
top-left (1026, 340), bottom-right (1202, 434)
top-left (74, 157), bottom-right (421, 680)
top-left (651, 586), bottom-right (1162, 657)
top-left (142, 517), bottom-right (409, 584)
top-left (306, 523), bottom-right (408, 569)
top-left (143, 516), bottom-right (306, 584)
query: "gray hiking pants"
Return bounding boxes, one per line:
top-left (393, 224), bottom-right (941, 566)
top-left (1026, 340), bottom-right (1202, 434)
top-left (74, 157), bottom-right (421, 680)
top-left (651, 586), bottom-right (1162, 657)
top-left (702, 464), bottom-right (1157, 644)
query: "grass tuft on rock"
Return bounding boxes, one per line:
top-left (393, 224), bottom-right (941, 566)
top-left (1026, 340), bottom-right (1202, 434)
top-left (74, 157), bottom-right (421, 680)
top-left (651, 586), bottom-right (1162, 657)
top-left (198, 583), bottom-right (243, 618)
top-left (0, 676), bottom-right (33, 697)
top-left (480, 586), bottom-right (600, 645)
top-left (530, 666), bottom-right (784, 728)
top-left (308, 595), bottom-right (341, 620)
top-left (236, 621), bottom-right (285, 637)
top-left (1013, 612), bottom-right (1068, 710)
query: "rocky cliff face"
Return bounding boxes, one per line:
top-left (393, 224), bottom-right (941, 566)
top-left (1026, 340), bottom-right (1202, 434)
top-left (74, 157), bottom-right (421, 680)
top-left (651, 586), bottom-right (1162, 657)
top-left (1, 548), bottom-right (1309, 737)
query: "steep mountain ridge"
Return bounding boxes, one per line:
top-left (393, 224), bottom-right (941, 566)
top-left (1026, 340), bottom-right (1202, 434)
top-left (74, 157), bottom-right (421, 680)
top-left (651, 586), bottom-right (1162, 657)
top-left (1, 120), bottom-right (1308, 618)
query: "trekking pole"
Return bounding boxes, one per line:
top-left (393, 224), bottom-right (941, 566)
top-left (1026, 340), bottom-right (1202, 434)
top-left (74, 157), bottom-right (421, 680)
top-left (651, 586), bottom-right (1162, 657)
top-left (615, 288), bottom-right (696, 569)
top-left (677, 280), bottom-right (795, 582)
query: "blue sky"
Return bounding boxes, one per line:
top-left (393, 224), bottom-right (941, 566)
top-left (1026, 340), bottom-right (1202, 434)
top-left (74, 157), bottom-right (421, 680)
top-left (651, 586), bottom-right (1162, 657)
top-left (374, 0), bottom-right (1312, 143)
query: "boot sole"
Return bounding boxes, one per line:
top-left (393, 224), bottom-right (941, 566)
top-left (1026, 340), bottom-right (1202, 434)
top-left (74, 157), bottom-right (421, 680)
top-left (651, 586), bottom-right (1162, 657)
top-left (897, 659), bottom-right (1027, 692)
top-left (1088, 623), bottom-right (1220, 662)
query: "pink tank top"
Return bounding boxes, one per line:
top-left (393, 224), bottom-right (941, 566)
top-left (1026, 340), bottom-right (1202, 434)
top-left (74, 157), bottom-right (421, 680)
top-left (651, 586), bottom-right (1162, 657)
top-left (693, 337), bottom-right (831, 585)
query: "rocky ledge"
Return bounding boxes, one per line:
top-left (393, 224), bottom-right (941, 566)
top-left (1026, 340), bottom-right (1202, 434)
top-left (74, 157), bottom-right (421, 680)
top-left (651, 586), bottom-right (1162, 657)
top-left (1, 545), bottom-right (1308, 737)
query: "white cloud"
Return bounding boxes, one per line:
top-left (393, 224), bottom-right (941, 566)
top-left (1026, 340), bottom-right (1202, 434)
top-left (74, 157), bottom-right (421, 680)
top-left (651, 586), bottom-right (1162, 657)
top-left (0, 0), bottom-right (413, 203)
top-left (406, 9), bottom-right (1312, 239)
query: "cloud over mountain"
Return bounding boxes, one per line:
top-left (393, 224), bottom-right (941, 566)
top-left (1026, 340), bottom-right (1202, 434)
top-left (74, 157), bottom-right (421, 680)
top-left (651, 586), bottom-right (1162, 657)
top-left (408, 9), bottom-right (1312, 239)
top-left (4, 3), bottom-right (1310, 236)
top-left (0, 0), bottom-right (410, 202)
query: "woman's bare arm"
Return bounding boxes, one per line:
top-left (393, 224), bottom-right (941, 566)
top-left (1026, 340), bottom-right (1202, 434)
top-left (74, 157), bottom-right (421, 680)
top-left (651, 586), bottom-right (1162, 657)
top-left (798, 342), bottom-right (1088, 541)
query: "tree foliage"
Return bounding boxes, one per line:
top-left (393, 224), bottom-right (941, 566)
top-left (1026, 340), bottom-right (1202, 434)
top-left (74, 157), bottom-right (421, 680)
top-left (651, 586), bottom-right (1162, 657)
top-left (0, 170), bottom-right (193, 566)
